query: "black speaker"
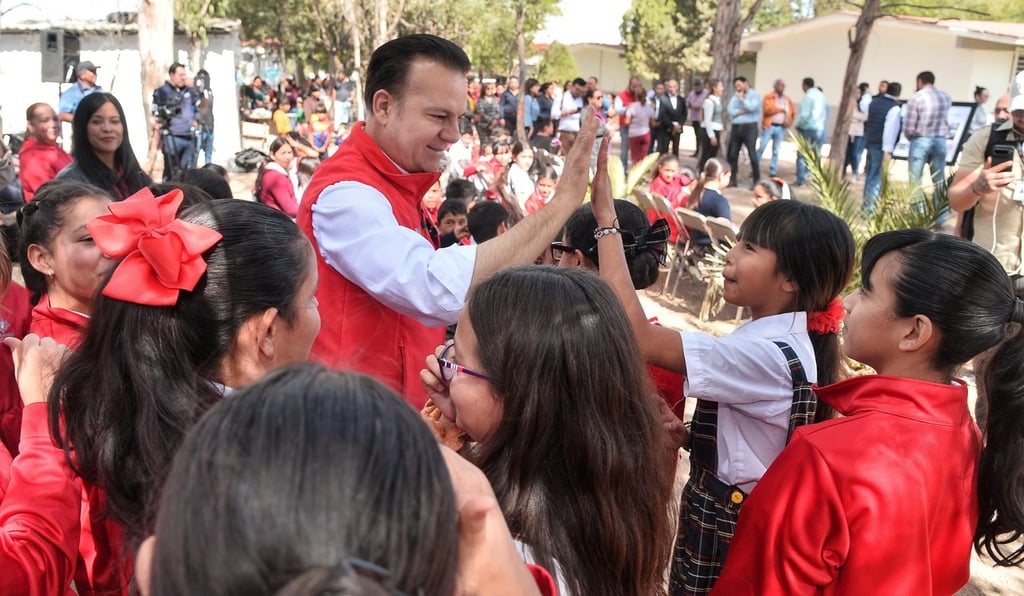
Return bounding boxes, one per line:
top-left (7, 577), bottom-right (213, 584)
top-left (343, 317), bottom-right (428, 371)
top-left (40, 29), bottom-right (81, 84)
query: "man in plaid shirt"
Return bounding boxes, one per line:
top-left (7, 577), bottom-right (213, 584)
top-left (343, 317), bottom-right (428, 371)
top-left (903, 70), bottom-right (952, 190)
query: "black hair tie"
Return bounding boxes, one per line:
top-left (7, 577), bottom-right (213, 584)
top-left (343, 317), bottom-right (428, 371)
top-left (1012, 298), bottom-right (1024, 324)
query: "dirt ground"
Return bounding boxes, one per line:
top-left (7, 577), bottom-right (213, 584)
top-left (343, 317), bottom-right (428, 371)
top-left (634, 130), bottom-right (1024, 594)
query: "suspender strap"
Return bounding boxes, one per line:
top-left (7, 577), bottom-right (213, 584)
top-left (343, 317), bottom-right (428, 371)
top-left (772, 340), bottom-right (817, 443)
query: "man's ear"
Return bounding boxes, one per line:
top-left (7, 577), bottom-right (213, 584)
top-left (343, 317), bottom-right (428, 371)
top-left (371, 89), bottom-right (395, 124)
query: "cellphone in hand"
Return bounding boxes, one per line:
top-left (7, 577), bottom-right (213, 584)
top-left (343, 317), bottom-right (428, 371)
top-left (991, 144), bottom-right (1017, 168)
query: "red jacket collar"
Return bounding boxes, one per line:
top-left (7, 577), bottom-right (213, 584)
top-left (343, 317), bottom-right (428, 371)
top-left (815, 374), bottom-right (970, 427)
top-left (343, 122), bottom-right (440, 204)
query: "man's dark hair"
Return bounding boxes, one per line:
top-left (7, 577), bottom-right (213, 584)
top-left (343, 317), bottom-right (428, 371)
top-left (572, 77), bottom-right (587, 87)
top-left (468, 201), bottom-right (508, 244)
top-left (438, 198), bottom-right (468, 220)
top-left (887, 82), bottom-right (902, 97)
top-left (169, 62), bottom-right (185, 76)
top-left (364, 34), bottom-right (470, 108)
top-left (918, 71), bottom-right (935, 85)
top-left (733, 76), bottom-right (747, 84)
top-left (533, 118), bottom-right (552, 132)
top-left (803, 77), bottom-right (815, 88)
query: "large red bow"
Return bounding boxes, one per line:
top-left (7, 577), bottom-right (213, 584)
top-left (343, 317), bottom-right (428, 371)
top-left (88, 188), bottom-right (223, 306)
top-left (807, 297), bottom-right (846, 335)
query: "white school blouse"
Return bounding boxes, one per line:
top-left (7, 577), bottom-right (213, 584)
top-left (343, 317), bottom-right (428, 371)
top-left (681, 311), bottom-right (816, 492)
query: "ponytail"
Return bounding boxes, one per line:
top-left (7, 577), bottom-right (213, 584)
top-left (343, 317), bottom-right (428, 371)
top-left (975, 320), bottom-right (1024, 565)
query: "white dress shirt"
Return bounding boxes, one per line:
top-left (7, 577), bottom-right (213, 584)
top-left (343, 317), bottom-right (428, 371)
top-left (882, 104), bottom-right (902, 153)
top-left (682, 311), bottom-right (816, 491)
top-left (312, 181), bottom-right (477, 328)
top-left (558, 92), bottom-right (583, 132)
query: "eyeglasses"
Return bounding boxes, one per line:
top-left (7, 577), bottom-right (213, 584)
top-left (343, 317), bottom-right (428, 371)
top-left (437, 343), bottom-right (491, 384)
top-left (550, 241), bottom-right (577, 260)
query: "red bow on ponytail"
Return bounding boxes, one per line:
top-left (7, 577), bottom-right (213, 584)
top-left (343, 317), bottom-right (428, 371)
top-left (88, 188), bottom-right (223, 306)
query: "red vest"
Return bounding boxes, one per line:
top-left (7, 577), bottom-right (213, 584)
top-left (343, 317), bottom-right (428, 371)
top-left (297, 123), bottom-right (442, 409)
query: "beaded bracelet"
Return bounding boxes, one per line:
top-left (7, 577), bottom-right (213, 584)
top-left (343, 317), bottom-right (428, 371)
top-left (594, 227), bottom-right (621, 240)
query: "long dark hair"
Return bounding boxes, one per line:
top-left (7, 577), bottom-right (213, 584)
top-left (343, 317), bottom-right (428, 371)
top-left (564, 200), bottom-right (660, 289)
top-left (859, 230), bottom-right (1024, 565)
top-left (150, 364), bottom-right (458, 596)
top-left (466, 266), bottom-right (673, 596)
top-left (49, 199), bottom-right (312, 546)
top-left (739, 200), bottom-right (855, 421)
top-left (254, 136), bottom-right (290, 202)
top-left (17, 180), bottom-right (112, 304)
top-left (688, 157), bottom-right (727, 209)
top-left (70, 92), bottom-right (151, 198)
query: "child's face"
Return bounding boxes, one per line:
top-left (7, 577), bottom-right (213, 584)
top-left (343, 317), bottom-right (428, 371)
top-left (841, 252), bottom-right (906, 374)
top-left (439, 213), bottom-right (469, 238)
top-left (536, 177), bottom-right (556, 199)
top-left (752, 185), bottom-right (773, 208)
top-left (721, 239), bottom-right (792, 319)
top-left (494, 147), bottom-right (512, 166)
top-left (658, 161), bottom-right (680, 183)
top-left (461, 133), bottom-right (474, 147)
top-left (514, 149), bottom-right (534, 170)
top-left (447, 312), bottom-right (502, 442)
top-left (422, 182), bottom-right (443, 211)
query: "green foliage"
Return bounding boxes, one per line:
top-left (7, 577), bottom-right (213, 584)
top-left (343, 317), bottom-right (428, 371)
top-left (620, 0), bottom-right (713, 81)
top-left (792, 131), bottom-right (949, 291)
top-left (176, 0), bottom-right (231, 46)
top-left (535, 42), bottom-right (579, 85)
top-left (608, 152), bottom-right (661, 199)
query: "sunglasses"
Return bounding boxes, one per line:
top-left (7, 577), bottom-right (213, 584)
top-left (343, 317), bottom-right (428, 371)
top-left (437, 343), bottom-right (491, 384)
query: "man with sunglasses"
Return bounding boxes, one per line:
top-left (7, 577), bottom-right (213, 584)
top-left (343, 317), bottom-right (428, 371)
top-left (298, 34), bottom-right (599, 409)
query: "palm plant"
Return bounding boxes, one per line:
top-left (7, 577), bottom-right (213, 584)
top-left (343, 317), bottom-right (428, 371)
top-left (608, 151), bottom-right (662, 200)
top-left (792, 131), bottom-right (949, 291)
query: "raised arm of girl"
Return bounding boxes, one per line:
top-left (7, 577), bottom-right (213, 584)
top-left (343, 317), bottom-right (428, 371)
top-left (591, 136), bottom-right (687, 374)
top-left (0, 335), bottom-right (80, 596)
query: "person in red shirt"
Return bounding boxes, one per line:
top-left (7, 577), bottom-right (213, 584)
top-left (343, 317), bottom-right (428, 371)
top-left (256, 136), bottom-right (299, 217)
top-left (18, 181), bottom-right (113, 348)
top-left (18, 104), bottom-right (72, 202)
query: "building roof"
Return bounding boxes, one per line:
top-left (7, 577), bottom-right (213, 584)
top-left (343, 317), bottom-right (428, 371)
top-left (743, 11), bottom-right (1024, 49)
top-left (0, 14), bottom-right (240, 35)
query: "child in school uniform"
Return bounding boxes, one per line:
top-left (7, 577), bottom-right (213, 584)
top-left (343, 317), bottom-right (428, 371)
top-left (590, 138), bottom-right (856, 595)
top-left (714, 230), bottom-right (1024, 595)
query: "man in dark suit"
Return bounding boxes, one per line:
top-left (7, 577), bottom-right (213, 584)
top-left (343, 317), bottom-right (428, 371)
top-left (658, 78), bottom-right (687, 157)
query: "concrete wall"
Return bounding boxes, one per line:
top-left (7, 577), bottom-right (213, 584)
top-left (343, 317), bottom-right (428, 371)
top-left (0, 27), bottom-right (240, 167)
top-left (748, 19), bottom-right (1018, 141)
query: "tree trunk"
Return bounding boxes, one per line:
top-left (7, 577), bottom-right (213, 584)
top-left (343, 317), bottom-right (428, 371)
top-left (828, 0), bottom-right (882, 175)
top-left (341, 0), bottom-right (365, 121)
top-left (138, 0), bottom-right (174, 139)
top-left (515, 0), bottom-right (527, 144)
top-left (708, 0), bottom-right (764, 143)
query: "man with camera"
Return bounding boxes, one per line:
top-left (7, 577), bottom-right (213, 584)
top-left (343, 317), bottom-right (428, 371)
top-left (949, 93), bottom-right (1023, 273)
top-left (152, 62), bottom-right (200, 181)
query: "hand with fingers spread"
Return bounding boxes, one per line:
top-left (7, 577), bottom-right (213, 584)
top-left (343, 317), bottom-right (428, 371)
top-left (970, 158), bottom-right (1015, 196)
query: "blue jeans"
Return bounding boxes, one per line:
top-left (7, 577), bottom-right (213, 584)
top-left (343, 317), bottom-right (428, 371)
top-left (907, 136), bottom-right (947, 189)
top-left (795, 128), bottom-right (821, 185)
top-left (845, 135), bottom-right (865, 176)
top-left (198, 129), bottom-right (214, 165)
top-left (619, 125), bottom-right (630, 170)
top-left (757, 124), bottom-right (786, 176)
top-left (863, 146), bottom-right (884, 212)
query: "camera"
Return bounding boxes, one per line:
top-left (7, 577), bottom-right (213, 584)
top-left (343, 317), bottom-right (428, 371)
top-left (153, 95), bottom-right (182, 129)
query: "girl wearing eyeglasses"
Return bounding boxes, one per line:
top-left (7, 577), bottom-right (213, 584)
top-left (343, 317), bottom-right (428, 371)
top-left (420, 266), bottom-right (674, 596)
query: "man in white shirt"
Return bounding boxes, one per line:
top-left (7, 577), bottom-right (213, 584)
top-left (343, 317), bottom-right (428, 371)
top-left (297, 35), bottom-right (599, 406)
top-left (557, 77), bottom-right (587, 155)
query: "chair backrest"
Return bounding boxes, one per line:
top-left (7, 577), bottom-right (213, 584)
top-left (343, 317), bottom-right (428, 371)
top-left (633, 188), bottom-right (655, 213)
top-left (676, 207), bottom-right (708, 236)
top-left (705, 217), bottom-right (738, 246)
top-left (649, 192), bottom-right (684, 236)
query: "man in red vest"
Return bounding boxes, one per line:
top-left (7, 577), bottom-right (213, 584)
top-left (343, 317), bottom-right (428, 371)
top-left (298, 34), bottom-right (599, 409)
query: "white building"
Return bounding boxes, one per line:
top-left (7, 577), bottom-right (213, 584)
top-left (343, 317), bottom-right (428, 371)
top-left (0, 15), bottom-right (241, 166)
top-left (741, 12), bottom-right (1024, 139)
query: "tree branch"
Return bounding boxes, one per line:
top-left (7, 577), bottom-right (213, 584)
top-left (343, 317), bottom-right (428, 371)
top-left (880, 2), bottom-right (989, 16)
